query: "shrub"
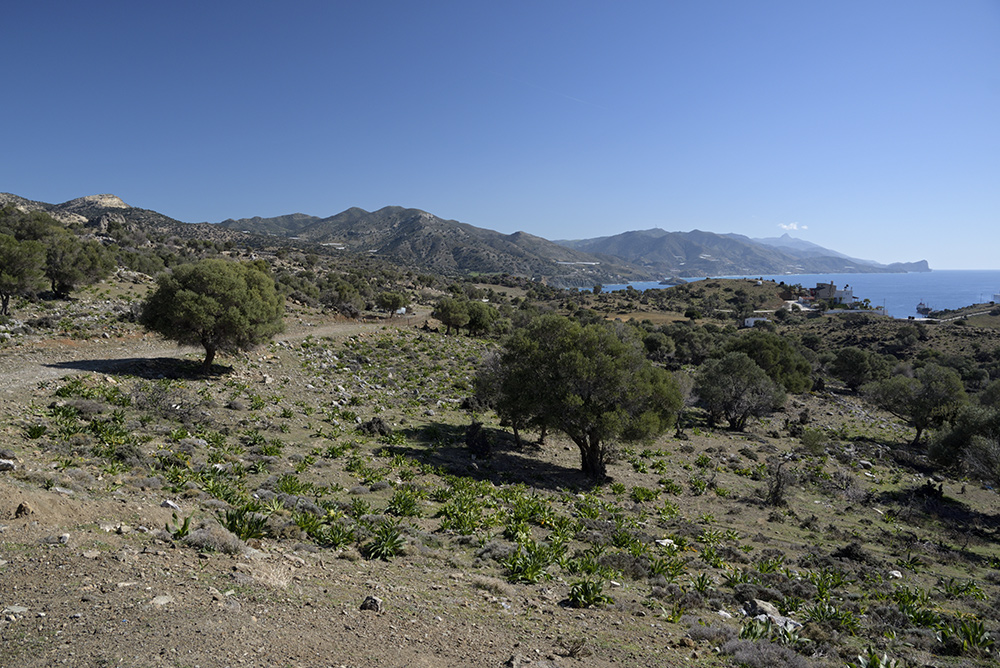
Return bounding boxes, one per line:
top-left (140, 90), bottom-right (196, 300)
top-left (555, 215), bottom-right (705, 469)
top-left (719, 639), bottom-right (809, 668)
top-left (220, 507), bottom-right (268, 541)
top-left (182, 524), bottom-right (247, 555)
top-left (567, 579), bottom-right (614, 608)
top-left (363, 520), bottom-right (405, 560)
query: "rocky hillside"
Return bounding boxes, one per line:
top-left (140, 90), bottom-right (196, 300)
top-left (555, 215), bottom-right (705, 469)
top-left (220, 205), bottom-right (655, 286)
top-left (2, 191), bottom-right (929, 284)
top-left (556, 228), bottom-right (930, 277)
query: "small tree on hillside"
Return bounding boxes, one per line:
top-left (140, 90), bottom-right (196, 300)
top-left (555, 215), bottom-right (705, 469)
top-left (0, 234), bottom-right (46, 315)
top-left (376, 291), bottom-right (408, 316)
top-left (863, 363), bottom-right (967, 446)
top-left (696, 352), bottom-right (785, 430)
top-left (0, 205), bottom-right (113, 299)
top-left (465, 301), bottom-right (499, 336)
top-left (432, 297), bottom-right (469, 335)
top-left (725, 330), bottom-right (812, 393)
top-left (140, 258), bottom-right (284, 371)
top-left (830, 346), bottom-right (891, 392)
top-left (44, 236), bottom-right (114, 297)
top-left (478, 315), bottom-right (681, 479)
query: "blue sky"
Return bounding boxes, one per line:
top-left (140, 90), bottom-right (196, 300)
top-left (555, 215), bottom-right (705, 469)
top-left (3, 1), bottom-right (998, 269)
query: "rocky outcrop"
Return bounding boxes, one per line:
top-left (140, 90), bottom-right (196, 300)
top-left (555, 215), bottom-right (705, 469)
top-left (60, 194), bottom-right (130, 211)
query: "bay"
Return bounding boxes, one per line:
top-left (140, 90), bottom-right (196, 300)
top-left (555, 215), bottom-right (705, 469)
top-left (599, 270), bottom-right (1000, 319)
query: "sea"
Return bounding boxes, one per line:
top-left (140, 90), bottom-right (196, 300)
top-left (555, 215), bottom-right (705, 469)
top-left (599, 270), bottom-right (1000, 319)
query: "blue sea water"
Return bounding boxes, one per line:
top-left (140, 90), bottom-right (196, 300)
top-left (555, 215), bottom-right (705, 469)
top-left (600, 270), bottom-right (1000, 319)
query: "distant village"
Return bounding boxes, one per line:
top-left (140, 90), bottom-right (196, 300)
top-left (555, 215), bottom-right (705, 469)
top-left (742, 280), bottom-right (886, 328)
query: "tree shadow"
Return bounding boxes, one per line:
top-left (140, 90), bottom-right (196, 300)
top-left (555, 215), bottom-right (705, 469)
top-left (389, 422), bottom-right (602, 492)
top-left (873, 482), bottom-right (1000, 554)
top-left (44, 356), bottom-right (231, 380)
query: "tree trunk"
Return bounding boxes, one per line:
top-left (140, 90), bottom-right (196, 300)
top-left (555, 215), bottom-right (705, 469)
top-left (0, 293), bottom-right (9, 316)
top-left (577, 437), bottom-right (608, 481)
top-left (201, 345), bottom-right (216, 372)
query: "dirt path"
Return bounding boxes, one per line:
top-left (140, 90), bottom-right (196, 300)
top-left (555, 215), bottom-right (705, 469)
top-left (0, 317), bottom-right (402, 394)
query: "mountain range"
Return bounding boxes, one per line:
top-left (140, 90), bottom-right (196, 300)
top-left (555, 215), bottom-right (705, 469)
top-left (556, 229), bottom-right (928, 279)
top-left (1, 192), bottom-right (929, 285)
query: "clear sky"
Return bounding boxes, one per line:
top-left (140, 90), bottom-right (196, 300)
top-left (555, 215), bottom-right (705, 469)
top-left (3, 1), bottom-right (998, 269)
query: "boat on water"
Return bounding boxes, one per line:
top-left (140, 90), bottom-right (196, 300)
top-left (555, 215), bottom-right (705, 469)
top-left (916, 301), bottom-right (931, 316)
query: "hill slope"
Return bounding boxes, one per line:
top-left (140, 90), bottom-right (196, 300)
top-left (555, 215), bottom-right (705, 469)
top-left (220, 205), bottom-right (654, 285)
top-left (557, 228), bottom-right (929, 277)
top-left (3, 192), bottom-right (929, 283)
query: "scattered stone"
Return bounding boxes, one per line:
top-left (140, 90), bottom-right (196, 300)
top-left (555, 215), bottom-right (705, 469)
top-left (0, 459), bottom-right (16, 472)
top-left (161, 500), bottom-right (181, 511)
top-left (744, 598), bottom-right (801, 630)
top-left (360, 595), bottom-right (383, 612)
top-left (888, 570), bottom-right (903, 579)
top-left (15, 502), bottom-right (33, 518)
top-left (53, 486), bottom-right (74, 496)
top-left (151, 595), bottom-right (174, 607)
top-left (82, 550), bottom-right (101, 560)
top-left (116, 524), bottom-right (132, 535)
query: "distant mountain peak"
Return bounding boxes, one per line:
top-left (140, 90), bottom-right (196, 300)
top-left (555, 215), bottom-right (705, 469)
top-left (61, 194), bottom-right (130, 209)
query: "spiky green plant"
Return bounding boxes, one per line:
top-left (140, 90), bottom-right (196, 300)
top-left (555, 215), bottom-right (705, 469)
top-left (568, 579), bottom-right (614, 608)
top-left (363, 520), bottom-right (404, 560)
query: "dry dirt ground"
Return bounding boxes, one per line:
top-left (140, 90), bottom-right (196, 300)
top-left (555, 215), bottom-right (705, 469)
top-left (0, 305), bottom-right (695, 668)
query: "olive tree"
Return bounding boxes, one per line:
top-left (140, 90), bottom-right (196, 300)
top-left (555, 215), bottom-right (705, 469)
top-left (830, 346), bottom-right (891, 392)
top-left (725, 330), bottom-right (812, 393)
top-left (0, 234), bottom-right (46, 315)
top-left (465, 301), bottom-right (499, 336)
top-left (376, 291), bottom-right (408, 316)
top-left (864, 363), bottom-right (967, 446)
top-left (0, 205), bottom-right (113, 299)
top-left (477, 314), bottom-right (681, 479)
top-left (696, 352), bottom-right (785, 430)
top-left (140, 258), bottom-right (284, 370)
top-left (432, 296), bottom-right (469, 335)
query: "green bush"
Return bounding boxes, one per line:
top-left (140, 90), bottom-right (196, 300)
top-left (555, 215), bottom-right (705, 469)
top-left (568, 579), bottom-right (613, 608)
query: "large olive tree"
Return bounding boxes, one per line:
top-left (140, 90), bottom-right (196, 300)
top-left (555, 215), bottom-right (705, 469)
top-left (477, 315), bottom-right (681, 479)
top-left (140, 258), bottom-right (284, 371)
